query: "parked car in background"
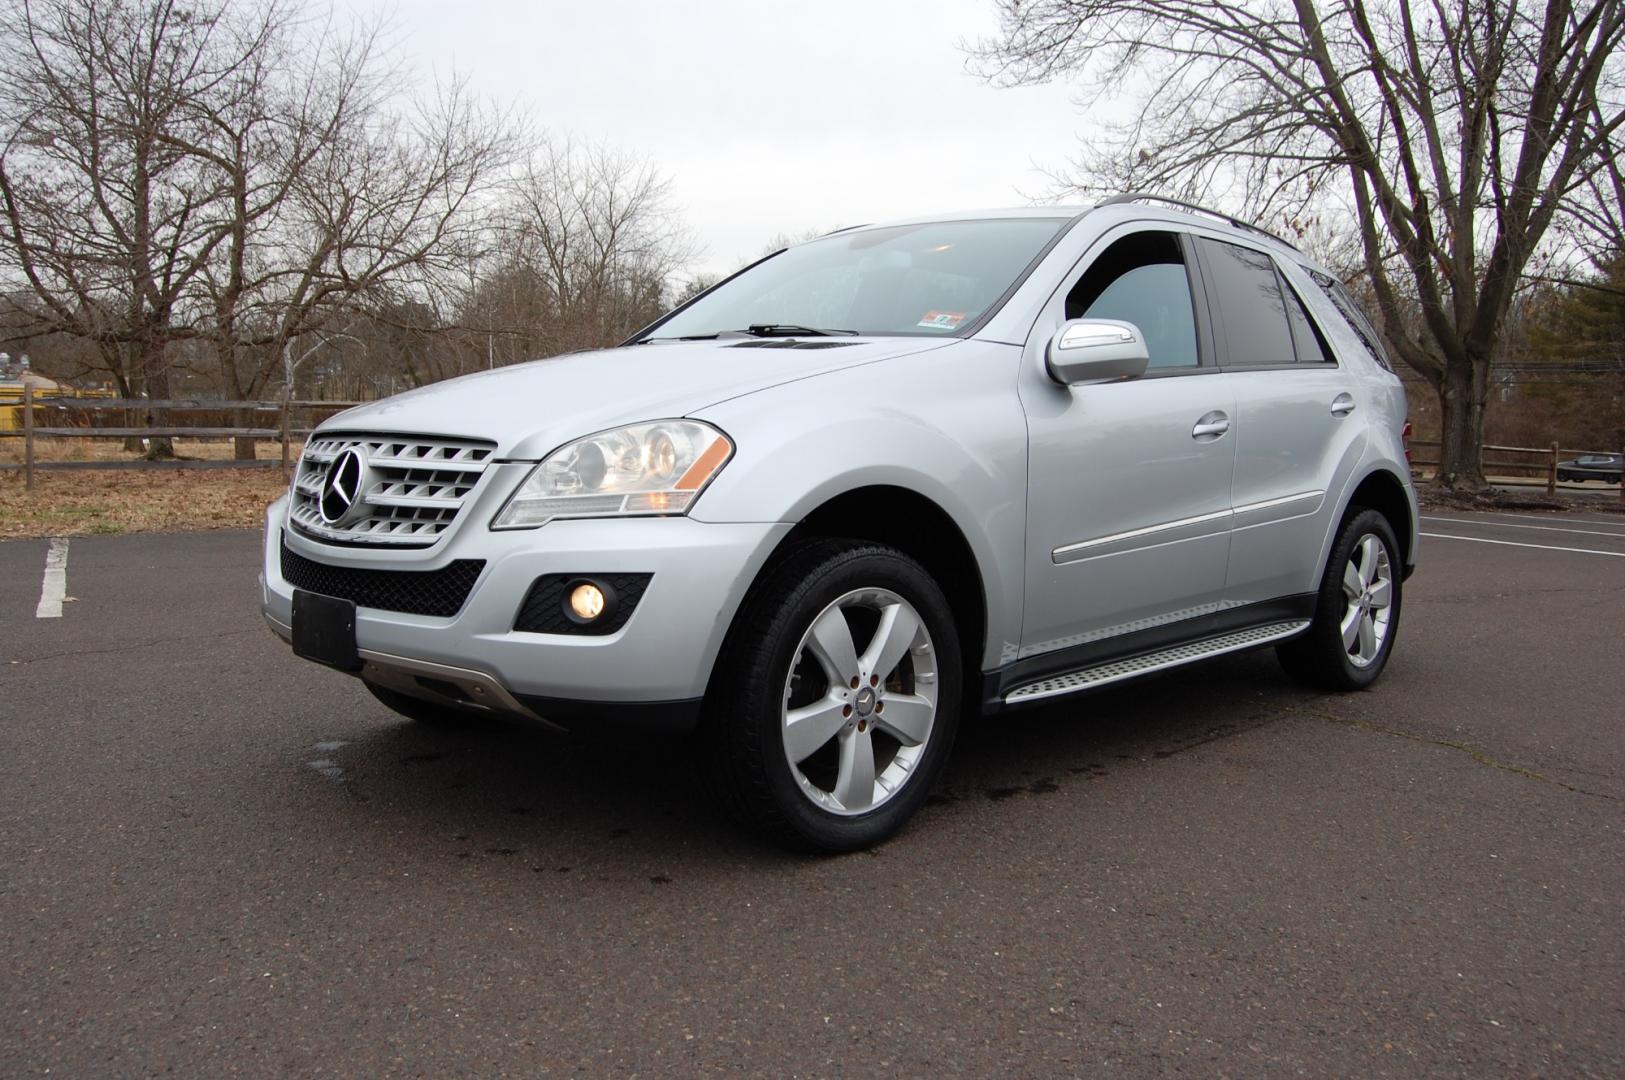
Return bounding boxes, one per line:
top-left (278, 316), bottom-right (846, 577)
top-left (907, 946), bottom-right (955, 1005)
top-left (260, 194), bottom-right (1418, 850)
top-left (1557, 453), bottom-right (1623, 483)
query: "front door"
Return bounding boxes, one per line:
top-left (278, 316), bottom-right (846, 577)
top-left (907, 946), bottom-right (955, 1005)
top-left (1019, 227), bottom-right (1237, 661)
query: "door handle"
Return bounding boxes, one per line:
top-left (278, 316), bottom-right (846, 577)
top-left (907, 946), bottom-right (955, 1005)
top-left (1331, 393), bottom-right (1357, 417)
top-left (1192, 411), bottom-right (1230, 440)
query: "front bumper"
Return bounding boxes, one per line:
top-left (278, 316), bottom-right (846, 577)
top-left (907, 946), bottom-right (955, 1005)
top-left (260, 496), bottom-right (790, 731)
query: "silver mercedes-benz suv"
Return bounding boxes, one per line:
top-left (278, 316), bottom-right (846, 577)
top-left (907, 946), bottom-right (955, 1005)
top-left (261, 194), bottom-right (1417, 850)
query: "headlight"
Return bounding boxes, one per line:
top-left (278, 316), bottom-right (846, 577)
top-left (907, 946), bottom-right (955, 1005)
top-left (492, 420), bottom-right (733, 529)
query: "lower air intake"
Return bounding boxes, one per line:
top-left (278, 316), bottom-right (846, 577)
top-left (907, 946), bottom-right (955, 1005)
top-left (280, 539), bottom-right (485, 617)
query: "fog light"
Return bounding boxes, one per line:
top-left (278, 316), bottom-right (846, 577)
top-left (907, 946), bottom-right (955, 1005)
top-left (568, 582), bottom-right (606, 621)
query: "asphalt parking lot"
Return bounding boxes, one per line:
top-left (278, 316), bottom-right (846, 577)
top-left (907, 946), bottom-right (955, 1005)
top-left (3, 509), bottom-right (1623, 1077)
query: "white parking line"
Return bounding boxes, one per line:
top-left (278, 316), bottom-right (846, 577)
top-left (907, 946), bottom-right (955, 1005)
top-left (35, 537), bottom-right (70, 618)
top-left (1421, 515), bottom-right (1625, 539)
top-left (1420, 532), bottom-right (1625, 558)
top-left (1464, 509), bottom-right (1625, 530)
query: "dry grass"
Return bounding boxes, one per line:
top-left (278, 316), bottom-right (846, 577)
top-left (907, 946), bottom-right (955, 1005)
top-left (0, 467), bottom-right (290, 538)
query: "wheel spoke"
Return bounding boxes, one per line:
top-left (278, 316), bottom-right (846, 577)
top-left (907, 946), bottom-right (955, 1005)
top-left (1357, 611), bottom-right (1377, 660)
top-left (783, 694), bottom-right (850, 764)
top-left (860, 601), bottom-right (920, 681)
top-left (1366, 578), bottom-right (1392, 609)
top-left (1340, 606), bottom-right (1362, 651)
top-left (833, 727), bottom-right (876, 811)
top-left (874, 693), bottom-right (933, 746)
top-left (1342, 561), bottom-right (1363, 601)
top-left (1357, 536), bottom-right (1380, 587)
top-left (805, 605), bottom-right (858, 684)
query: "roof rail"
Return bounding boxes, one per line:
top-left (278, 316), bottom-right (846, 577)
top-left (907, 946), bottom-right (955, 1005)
top-left (1095, 193), bottom-right (1301, 252)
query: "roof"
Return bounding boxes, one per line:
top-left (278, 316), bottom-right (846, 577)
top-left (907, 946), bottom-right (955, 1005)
top-left (823, 194), bottom-right (1303, 255)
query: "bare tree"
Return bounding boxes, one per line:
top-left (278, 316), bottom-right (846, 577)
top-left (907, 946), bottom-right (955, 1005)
top-left (0, 0), bottom-right (519, 457)
top-left (0, 0), bottom-right (285, 454)
top-left (974, 0), bottom-right (1625, 488)
top-left (207, 68), bottom-right (519, 452)
top-left (506, 137), bottom-right (694, 353)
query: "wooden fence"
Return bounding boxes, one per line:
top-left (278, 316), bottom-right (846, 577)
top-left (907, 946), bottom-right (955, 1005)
top-left (4, 387), bottom-right (363, 488)
top-left (1409, 439), bottom-right (1622, 498)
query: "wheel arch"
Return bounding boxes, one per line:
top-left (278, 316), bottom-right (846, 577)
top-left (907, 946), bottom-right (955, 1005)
top-left (781, 485), bottom-right (989, 672)
top-left (1338, 467), bottom-right (1416, 568)
top-left (706, 483), bottom-right (997, 711)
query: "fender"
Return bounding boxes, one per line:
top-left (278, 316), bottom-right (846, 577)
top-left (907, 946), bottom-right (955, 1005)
top-left (688, 345), bottom-right (1029, 671)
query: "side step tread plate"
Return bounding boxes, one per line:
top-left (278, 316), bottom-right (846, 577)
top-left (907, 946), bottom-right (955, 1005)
top-left (1004, 620), bottom-right (1311, 704)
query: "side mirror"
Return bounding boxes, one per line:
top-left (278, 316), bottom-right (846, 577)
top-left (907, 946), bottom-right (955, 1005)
top-left (1045, 318), bottom-right (1151, 385)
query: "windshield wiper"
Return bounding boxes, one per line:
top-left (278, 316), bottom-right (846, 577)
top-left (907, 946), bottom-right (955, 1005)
top-left (630, 325), bottom-right (859, 345)
top-left (742, 324), bottom-right (858, 337)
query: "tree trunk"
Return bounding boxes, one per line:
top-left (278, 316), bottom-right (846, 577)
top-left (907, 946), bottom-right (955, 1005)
top-left (137, 337), bottom-right (176, 461)
top-left (1434, 359), bottom-right (1488, 490)
top-left (233, 420), bottom-right (258, 461)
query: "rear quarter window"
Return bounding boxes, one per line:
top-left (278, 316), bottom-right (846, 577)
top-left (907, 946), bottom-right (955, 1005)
top-left (1307, 268), bottom-right (1394, 371)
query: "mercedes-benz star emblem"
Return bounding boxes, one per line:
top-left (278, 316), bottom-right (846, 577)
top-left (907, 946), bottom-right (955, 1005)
top-left (319, 448), bottom-right (367, 525)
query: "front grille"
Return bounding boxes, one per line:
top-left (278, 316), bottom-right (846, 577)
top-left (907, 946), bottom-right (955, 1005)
top-left (290, 432), bottom-right (496, 547)
top-left (514, 573), bottom-right (652, 635)
top-left (281, 539), bottom-right (485, 617)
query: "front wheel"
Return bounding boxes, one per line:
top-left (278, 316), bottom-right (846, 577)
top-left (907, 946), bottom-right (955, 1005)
top-left (1277, 508), bottom-right (1403, 691)
top-left (700, 541), bottom-right (962, 852)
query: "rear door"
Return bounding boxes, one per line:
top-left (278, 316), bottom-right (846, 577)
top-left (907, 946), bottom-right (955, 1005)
top-left (1018, 226), bottom-right (1237, 660)
top-left (1193, 238), bottom-right (1362, 605)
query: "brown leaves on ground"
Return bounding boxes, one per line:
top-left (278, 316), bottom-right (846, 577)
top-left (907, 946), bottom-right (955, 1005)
top-left (1417, 483), bottom-right (1625, 515)
top-left (0, 468), bottom-right (289, 538)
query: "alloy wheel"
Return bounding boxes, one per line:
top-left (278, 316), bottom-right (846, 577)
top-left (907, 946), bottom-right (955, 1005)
top-left (779, 588), bottom-right (938, 815)
top-left (1340, 534), bottom-right (1394, 668)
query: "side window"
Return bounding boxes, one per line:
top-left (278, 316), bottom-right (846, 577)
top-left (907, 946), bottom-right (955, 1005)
top-left (1197, 238), bottom-right (1296, 366)
top-left (1064, 231), bottom-right (1200, 369)
top-left (1307, 268), bottom-right (1395, 371)
top-left (1281, 275), bottom-right (1337, 364)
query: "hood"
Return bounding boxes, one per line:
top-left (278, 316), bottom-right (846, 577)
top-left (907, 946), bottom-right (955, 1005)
top-left (319, 337), bottom-right (949, 459)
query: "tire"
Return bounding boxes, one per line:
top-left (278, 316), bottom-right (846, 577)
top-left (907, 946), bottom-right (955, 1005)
top-left (1276, 508), bottom-right (1403, 691)
top-left (364, 681), bottom-right (479, 727)
top-left (698, 540), bottom-right (962, 852)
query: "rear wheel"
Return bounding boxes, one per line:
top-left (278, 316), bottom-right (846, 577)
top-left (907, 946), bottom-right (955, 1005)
top-left (700, 540), bottom-right (961, 852)
top-left (1277, 508), bottom-right (1402, 691)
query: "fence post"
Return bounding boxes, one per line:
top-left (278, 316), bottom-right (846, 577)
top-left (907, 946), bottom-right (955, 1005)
top-left (23, 383), bottom-right (35, 490)
top-left (280, 397), bottom-right (291, 480)
top-left (1548, 441), bottom-right (1559, 495)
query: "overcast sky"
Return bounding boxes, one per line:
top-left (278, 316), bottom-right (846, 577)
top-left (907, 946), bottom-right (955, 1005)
top-left (376, 0), bottom-right (1095, 278)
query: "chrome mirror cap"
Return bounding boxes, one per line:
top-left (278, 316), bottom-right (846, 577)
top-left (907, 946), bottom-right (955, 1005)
top-left (1045, 318), bottom-right (1151, 385)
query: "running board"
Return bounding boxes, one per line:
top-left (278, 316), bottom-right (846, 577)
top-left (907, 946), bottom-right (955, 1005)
top-left (1004, 620), bottom-right (1311, 705)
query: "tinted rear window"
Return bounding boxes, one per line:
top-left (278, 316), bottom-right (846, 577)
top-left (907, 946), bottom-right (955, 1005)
top-left (1197, 238), bottom-right (1296, 366)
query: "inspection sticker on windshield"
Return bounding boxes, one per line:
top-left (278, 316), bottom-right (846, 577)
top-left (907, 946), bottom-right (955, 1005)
top-left (917, 310), bottom-right (966, 330)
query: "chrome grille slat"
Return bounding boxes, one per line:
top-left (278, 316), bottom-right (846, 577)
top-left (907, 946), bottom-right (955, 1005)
top-left (289, 432), bottom-right (496, 548)
top-left (362, 455), bottom-right (488, 472)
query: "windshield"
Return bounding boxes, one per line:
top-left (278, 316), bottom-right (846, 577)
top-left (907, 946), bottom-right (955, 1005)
top-left (644, 218), bottom-right (1068, 340)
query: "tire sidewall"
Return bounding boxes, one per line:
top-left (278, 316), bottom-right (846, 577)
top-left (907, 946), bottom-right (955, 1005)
top-left (745, 547), bottom-right (962, 850)
top-left (1318, 509), bottom-right (1403, 689)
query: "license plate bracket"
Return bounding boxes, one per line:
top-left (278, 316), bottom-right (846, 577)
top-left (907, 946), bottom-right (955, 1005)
top-left (291, 589), bottom-right (361, 672)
